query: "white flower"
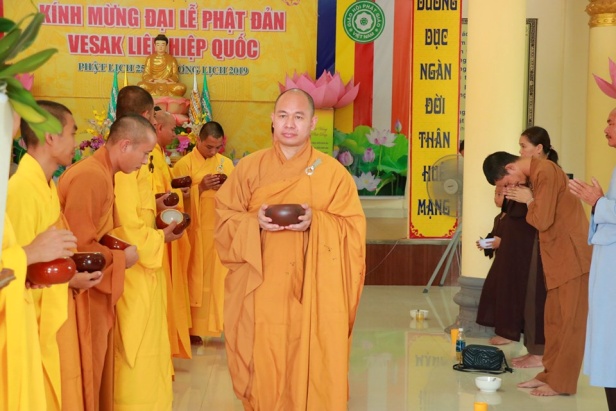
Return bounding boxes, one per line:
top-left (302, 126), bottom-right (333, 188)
top-left (366, 129), bottom-right (396, 147)
top-left (353, 172), bottom-right (381, 192)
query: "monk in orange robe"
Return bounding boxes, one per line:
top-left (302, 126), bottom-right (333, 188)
top-left (58, 115), bottom-right (153, 410)
top-left (174, 121), bottom-right (234, 341)
top-left (7, 101), bottom-right (104, 411)
top-left (151, 110), bottom-right (192, 359)
top-left (214, 89), bottom-right (366, 410)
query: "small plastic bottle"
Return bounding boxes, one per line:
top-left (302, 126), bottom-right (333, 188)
top-left (455, 327), bottom-right (466, 364)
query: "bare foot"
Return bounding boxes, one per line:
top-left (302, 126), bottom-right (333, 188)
top-left (514, 355), bottom-right (543, 368)
top-left (512, 353), bottom-right (530, 364)
top-left (190, 335), bottom-right (203, 346)
top-left (517, 378), bottom-right (546, 388)
top-left (531, 384), bottom-right (563, 396)
top-left (489, 336), bottom-right (512, 345)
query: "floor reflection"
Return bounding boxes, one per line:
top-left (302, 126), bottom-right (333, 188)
top-left (173, 286), bottom-right (607, 411)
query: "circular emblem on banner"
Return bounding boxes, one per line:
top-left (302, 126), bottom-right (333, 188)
top-left (343, 1), bottom-right (385, 44)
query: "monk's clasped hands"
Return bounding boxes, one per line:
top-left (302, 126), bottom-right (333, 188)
top-left (258, 203), bottom-right (312, 232)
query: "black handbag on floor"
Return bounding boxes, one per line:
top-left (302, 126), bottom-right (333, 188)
top-left (453, 344), bottom-right (513, 374)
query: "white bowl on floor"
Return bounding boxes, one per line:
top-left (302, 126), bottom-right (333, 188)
top-left (475, 376), bottom-right (502, 393)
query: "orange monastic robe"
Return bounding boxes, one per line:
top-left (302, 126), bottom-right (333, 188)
top-left (173, 149), bottom-right (234, 336)
top-left (151, 144), bottom-right (192, 359)
top-left (214, 142), bottom-right (366, 411)
top-left (111, 163), bottom-right (172, 410)
top-left (58, 147), bottom-right (127, 411)
top-left (0, 215), bottom-right (46, 411)
top-left (6, 153), bottom-right (81, 411)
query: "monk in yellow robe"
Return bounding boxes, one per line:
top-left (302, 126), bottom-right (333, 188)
top-left (6, 101), bottom-right (104, 411)
top-left (151, 110), bottom-right (192, 359)
top-left (0, 217), bottom-right (74, 411)
top-left (174, 121), bottom-right (234, 341)
top-left (138, 34), bottom-right (186, 97)
top-left (58, 115), bottom-right (152, 411)
top-left (214, 89), bottom-right (366, 410)
top-left (111, 86), bottom-right (178, 410)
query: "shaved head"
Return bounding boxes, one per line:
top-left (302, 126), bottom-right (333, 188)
top-left (107, 114), bottom-right (156, 145)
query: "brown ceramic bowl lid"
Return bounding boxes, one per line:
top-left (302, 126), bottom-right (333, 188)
top-left (155, 192), bottom-right (180, 207)
top-left (171, 175), bottom-right (192, 189)
top-left (99, 233), bottom-right (131, 250)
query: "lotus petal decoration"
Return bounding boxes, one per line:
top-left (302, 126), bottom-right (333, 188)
top-left (278, 70), bottom-right (360, 109)
top-left (594, 58), bottom-right (616, 99)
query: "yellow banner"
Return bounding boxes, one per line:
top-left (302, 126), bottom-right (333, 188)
top-left (409, 2), bottom-right (461, 238)
top-left (2, 0), bottom-right (318, 158)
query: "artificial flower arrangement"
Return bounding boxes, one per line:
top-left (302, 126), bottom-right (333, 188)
top-left (77, 109), bottom-right (111, 159)
top-left (334, 122), bottom-right (408, 196)
top-left (168, 111), bottom-right (227, 157)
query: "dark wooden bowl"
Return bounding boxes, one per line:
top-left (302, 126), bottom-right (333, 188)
top-left (71, 252), bottom-right (106, 273)
top-left (214, 173), bottom-right (228, 185)
top-left (265, 204), bottom-right (305, 226)
top-left (27, 257), bottom-right (76, 285)
top-left (171, 175), bottom-right (192, 189)
top-left (155, 192), bottom-right (180, 207)
top-left (99, 233), bottom-right (131, 250)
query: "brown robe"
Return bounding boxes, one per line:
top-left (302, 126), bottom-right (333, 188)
top-left (476, 200), bottom-right (546, 347)
top-left (215, 142), bottom-right (366, 410)
top-left (526, 158), bottom-right (592, 394)
top-left (58, 147), bottom-right (126, 410)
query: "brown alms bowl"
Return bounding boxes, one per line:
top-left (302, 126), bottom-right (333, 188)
top-left (71, 252), bottom-right (106, 273)
top-left (27, 257), bottom-right (76, 285)
top-left (264, 204), bottom-right (306, 226)
top-left (156, 209), bottom-right (189, 235)
top-left (171, 175), bottom-right (192, 189)
top-left (99, 233), bottom-right (131, 251)
top-left (214, 173), bottom-right (228, 185)
top-left (155, 192), bottom-right (180, 207)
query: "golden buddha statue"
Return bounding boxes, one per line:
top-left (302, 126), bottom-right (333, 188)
top-left (138, 34), bottom-right (187, 97)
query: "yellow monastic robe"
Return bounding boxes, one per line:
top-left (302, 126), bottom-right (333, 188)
top-left (0, 215), bottom-right (46, 411)
top-left (58, 146), bottom-right (127, 411)
top-left (214, 142), bottom-right (366, 411)
top-left (173, 149), bottom-right (234, 336)
top-left (151, 144), bottom-right (192, 359)
top-left (112, 165), bottom-right (172, 410)
top-left (6, 154), bottom-right (79, 411)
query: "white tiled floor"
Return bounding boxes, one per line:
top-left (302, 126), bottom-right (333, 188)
top-left (172, 286), bottom-right (607, 411)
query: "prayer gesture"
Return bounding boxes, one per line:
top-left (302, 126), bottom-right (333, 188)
top-left (504, 185), bottom-right (534, 205)
top-left (569, 177), bottom-right (604, 206)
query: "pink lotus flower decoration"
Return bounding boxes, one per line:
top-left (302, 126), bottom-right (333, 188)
top-left (594, 59), bottom-right (616, 99)
top-left (278, 70), bottom-right (360, 109)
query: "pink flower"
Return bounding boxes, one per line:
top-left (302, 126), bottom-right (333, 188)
top-left (337, 151), bottom-right (354, 167)
top-left (594, 58), bottom-right (616, 99)
top-left (353, 172), bottom-right (381, 192)
top-left (15, 73), bottom-right (34, 91)
top-left (366, 129), bottom-right (396, 147)
top-left (278, 70), bottom-right (360, 109)
top-left (363, 147), bottom-right (375, 163)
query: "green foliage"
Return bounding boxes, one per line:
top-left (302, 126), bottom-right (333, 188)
top-left (0, 12), bottom-right (61, 141)
top-left (334, 126), bottom-right (408, 196)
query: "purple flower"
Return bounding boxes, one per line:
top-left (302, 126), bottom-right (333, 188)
top-left (337, 151), bottom-right (354, 167)
top-left (90, 136), bottom-right (105, 150)
top-left (395, 120), bottom-right (402, 134)
top-left (363, 147), bottom-right (375, 163)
